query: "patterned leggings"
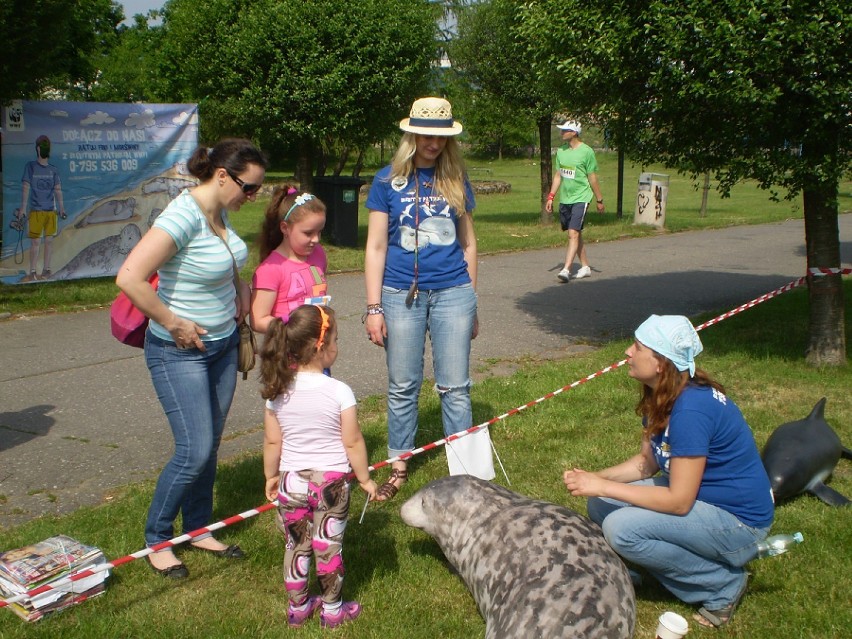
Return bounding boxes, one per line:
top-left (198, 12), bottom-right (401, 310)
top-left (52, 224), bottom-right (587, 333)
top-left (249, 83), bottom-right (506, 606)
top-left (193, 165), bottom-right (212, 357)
top-left (276, 469), bottom-right (350, 606)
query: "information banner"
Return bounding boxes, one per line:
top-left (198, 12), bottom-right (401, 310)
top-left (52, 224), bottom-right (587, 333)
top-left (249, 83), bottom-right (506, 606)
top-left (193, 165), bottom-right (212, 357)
top-left (1, 100), bottom-right (198, 284)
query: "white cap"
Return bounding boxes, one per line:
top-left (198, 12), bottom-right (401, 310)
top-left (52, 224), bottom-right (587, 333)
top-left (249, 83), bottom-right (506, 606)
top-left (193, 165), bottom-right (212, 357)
top-left (557, 120), bottom-right (582, 134)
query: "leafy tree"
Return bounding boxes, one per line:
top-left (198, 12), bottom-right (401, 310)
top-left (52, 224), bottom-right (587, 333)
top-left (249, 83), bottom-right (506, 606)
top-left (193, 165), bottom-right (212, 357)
top-left (522, 0), bottom-right (850, 365)
top-left (0, 0), bottom-right (123, 103)
top-left (448, 85), bottom-right (535, 160)
top-left (159, 0), bottom-right (438, 185)
top-left (450, 0), bottom-right (563, 222)
top-left (519, 2), bottom-right (652, 218)
top-left (90, 13), bottom-right (167, 103)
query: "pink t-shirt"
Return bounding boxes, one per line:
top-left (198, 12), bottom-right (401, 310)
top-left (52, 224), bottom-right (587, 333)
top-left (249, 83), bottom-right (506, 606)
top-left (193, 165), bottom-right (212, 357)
top-left (252, 246), bottom-right (328, 323)
top-left (266, 372), bottom-right (357, 472)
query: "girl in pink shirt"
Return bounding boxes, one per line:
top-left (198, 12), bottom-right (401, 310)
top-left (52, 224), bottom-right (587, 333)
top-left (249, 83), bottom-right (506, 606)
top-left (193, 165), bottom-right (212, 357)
top-left (250, 187), bottom-right (329, 334)
top-left (261, 304), bottom-right (377, 629)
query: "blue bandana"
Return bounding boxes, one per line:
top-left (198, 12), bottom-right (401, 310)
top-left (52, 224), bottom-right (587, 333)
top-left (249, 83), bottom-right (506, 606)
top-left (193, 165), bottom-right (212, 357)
top-left (635, 315), bottom-right (703, 376)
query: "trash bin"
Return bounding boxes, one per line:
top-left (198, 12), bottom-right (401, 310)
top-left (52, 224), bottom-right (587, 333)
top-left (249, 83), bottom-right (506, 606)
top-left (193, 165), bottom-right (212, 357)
top-left (313, 176), bottom-right (365, 248)
top-left (634, 172), bottom-right (669, 228)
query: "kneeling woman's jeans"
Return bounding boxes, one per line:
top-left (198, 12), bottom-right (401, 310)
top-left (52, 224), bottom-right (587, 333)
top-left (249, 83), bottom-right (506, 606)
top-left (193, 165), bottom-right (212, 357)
top-left (588, 477), bottom-right (770, 610)
top-left (144, 328), bottom-right (239, 546)
top-left (382, 283), bottom-right (477, 458)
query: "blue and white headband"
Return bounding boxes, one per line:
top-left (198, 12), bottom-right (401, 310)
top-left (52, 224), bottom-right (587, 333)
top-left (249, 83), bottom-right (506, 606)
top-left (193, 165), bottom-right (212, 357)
top-left (284, 193), bottom-right (315, 221)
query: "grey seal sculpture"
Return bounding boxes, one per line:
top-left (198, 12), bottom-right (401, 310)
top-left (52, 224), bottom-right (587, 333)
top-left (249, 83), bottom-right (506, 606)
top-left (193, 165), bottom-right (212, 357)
top-left (762, 397), bottom-right (851, 506)
top-left (400, 475), bottom-right (636, 639)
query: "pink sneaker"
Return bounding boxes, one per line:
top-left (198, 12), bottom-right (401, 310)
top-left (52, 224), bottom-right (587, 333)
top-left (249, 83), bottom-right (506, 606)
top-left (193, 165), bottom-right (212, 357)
top-left (288, 595), bottom-right (322, 628)
top-left (320, 601), bottom-right (362, 629)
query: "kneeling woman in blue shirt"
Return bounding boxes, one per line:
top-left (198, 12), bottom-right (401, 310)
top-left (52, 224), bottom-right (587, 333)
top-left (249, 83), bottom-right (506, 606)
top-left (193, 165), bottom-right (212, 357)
top-left (563, 314), bottom-right (774, 629)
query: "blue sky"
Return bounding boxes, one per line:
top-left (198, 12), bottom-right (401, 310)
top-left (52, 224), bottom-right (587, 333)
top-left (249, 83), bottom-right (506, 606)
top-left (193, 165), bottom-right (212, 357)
top-left (118, 0), bottom-right (164, 24)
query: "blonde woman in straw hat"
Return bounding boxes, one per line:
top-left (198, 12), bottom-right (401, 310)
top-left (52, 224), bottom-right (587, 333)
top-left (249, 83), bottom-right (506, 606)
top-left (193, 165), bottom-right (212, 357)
top-left (364, 97), bottom-right (494, 501)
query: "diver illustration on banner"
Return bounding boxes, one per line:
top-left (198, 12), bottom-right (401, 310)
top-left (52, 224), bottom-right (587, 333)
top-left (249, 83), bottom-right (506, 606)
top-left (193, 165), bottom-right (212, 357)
top-left (1, 100), bottom-right (199, 284)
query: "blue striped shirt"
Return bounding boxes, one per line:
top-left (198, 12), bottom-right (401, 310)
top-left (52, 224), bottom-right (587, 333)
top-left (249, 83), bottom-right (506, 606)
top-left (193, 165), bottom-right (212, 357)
top-left (149, 189), bottom-right (247, 341)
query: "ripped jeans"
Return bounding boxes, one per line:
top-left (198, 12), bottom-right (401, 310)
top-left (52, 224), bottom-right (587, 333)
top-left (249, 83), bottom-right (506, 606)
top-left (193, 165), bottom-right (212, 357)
top-left (381, 283), bottom-right (477, 458)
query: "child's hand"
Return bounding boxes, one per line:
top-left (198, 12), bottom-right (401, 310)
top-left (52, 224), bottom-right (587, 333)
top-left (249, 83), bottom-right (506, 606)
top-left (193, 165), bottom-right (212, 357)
top-left (265, 475), bottom-right (280, 502)
top-left (359, 479), bottom-right (378, 500)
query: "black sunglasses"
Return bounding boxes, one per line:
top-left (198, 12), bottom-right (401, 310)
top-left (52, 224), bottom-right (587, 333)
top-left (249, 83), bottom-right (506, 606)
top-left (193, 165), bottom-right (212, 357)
top-left (226, 170), bottom-right (262, 196)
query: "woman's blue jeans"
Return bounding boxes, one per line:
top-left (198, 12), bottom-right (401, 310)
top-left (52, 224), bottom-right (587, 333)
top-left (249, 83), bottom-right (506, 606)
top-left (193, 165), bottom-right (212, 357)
top-left (587, 478), bottom-right (770, 610)
top-left (143, 328), bottom-right (239, 546)
top-left (381, 283), bottom-right (477, 458)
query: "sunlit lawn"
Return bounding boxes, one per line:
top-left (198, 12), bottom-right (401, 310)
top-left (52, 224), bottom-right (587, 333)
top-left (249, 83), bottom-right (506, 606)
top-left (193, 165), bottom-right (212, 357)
top-left (4, 152), bottom-right (847, 317)
top-left (0, 282), bottom-right (850, 637)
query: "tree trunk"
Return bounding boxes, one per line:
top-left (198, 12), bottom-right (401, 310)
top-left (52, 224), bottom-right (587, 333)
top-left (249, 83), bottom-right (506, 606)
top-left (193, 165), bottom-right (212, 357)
top-left (296, 139), bottom-right (314, 192)
top-left (315, 142), bottom-right (327, 178)
top-left (803, 184), bottom-right (845, 366)
top-left (333, 146), bottom-right (350, 177)
top-left (699, 171), bottom-right (710, 217)
top-left (353, 148), bottom-right (366, 178)
top-left (616, 147), bottom-right (625, 218)
top-left (538, 115), bottom-right (553, 225)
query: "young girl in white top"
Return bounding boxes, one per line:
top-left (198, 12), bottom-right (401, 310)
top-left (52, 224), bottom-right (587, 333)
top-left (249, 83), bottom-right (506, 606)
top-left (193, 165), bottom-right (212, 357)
top-left (261, 304), bottom-right (377, 630)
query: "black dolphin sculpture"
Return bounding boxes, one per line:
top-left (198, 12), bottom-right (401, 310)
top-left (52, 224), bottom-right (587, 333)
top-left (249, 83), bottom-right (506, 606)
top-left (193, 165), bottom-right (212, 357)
top-left (762, 397), bottom-right (851, 506)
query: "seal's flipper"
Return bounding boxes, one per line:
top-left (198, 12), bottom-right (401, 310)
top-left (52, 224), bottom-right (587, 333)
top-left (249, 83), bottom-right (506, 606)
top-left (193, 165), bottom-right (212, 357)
top-left (841, 447), bottom-right (852, 461)
top-left (809, 482), bottom-right (851, 507)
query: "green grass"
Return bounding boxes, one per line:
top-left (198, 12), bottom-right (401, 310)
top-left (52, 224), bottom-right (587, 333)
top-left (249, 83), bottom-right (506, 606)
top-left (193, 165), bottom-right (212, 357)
top-left (2, 154), bottom-right (849, 316)
top-left (1, 281), bottom-right (850, 637)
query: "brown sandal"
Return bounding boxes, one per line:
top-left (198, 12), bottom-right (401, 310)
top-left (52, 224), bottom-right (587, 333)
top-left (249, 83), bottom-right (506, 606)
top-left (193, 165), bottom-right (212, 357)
top-left (375, 468), bottom-right (408, 501)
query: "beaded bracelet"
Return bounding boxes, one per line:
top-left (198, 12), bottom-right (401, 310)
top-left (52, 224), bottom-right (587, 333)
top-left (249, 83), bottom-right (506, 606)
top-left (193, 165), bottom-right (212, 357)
top-left (362, 304), bottom-right (384, 324)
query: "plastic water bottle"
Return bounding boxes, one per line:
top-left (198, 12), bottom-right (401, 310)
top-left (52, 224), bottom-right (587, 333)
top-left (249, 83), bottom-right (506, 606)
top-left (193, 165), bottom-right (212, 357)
top-left (756, 532), bottom-right (804, 558)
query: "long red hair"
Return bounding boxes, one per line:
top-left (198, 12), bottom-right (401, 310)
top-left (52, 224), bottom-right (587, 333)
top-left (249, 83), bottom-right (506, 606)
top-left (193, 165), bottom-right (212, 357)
top-left (636, 355), bottom-right (724, 438)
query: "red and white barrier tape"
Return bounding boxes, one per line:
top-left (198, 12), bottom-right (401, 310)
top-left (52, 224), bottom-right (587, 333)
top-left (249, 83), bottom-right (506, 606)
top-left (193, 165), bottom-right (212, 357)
top-left (3, 269), bottom-right (848, 609)
top-left (694, 277), bottom-right (806, 331)
top-left (362, 358), bottom-right (628, 476)
top-left (808, 267), bottom-right (851, 276)
top-left (0, 503), bottom-right (276, 609)
top-left (366, 274), bottom-right (821, 473)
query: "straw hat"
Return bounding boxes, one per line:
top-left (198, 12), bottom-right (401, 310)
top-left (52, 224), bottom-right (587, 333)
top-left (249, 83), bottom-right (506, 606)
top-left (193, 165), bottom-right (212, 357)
top-left (399, 97), bottom-right (463, 136)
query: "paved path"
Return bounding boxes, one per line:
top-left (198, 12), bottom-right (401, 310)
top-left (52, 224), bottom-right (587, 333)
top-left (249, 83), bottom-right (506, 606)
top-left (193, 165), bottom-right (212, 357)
top-left (1, 215), bottom-right (849, 528)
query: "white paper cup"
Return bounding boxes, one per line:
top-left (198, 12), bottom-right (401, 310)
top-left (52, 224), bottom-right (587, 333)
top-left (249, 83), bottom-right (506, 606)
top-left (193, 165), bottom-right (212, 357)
top-left (656, 611), bottom-right (689, 639)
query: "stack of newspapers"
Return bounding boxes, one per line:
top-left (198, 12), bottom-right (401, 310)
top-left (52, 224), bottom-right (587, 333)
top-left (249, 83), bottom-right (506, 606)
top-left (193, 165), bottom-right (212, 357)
top-left (0, 535), bottom-right (109, 622)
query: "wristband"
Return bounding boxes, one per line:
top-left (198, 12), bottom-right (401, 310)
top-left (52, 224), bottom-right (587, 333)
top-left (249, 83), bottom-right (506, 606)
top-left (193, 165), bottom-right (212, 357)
top-left (362, 304), bottom-right (384, 323)
top-left (547, 193), bottom-right (555, 201)
top-left (596, 199), bottom-right (603, 204)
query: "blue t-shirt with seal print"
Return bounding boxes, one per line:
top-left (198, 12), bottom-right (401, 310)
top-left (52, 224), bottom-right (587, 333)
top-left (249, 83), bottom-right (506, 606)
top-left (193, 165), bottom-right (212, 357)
top-left (365, 165), bottom-right (474, 291)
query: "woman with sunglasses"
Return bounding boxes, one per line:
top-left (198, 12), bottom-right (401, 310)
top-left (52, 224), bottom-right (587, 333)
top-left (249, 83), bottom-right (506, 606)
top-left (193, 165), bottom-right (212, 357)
top-left (364, 97), bottom-right (493, 501)
top-left (117, 138), bottom-right (266, 578)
